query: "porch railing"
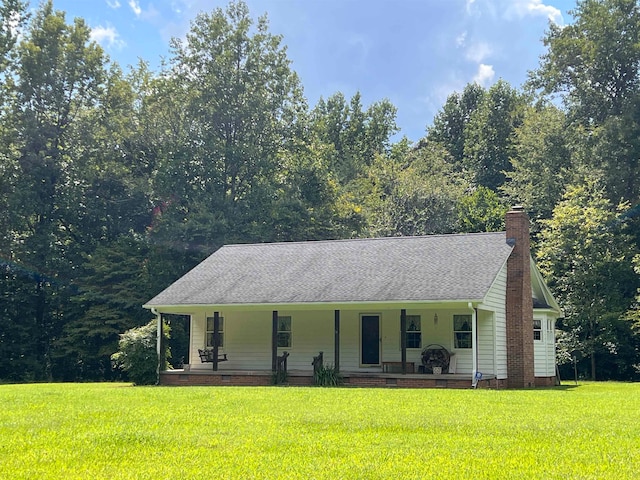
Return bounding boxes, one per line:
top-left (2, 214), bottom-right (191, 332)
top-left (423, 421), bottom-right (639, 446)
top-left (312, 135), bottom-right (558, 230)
top-left (312, 351), bottom-right (324, 376)
top-left (274, 351), bottom-right (289, 384)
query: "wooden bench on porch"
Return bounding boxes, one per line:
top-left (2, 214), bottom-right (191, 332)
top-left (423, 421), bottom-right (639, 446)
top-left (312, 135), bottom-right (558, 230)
top-left (382, 362), bottom-right (415, 373)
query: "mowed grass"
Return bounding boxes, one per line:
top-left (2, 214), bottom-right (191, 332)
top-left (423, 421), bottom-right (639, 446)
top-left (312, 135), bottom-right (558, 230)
top-left (0, 382), bottom-right (639, 479)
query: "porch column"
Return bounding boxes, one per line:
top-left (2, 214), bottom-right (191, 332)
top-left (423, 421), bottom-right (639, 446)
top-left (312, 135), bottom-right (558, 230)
top-left (334, 310), bottom-right (340, 372)
top-left (212, 311), bottom-right (220, 371)
top-left (271, 311), bottom-right (278, 372)
top-left (154, 308), bottom-right (163, 384)
top-left (400, 309), bottom-right (407, 374)
top-left (470, 303), bottom-right (478, 382)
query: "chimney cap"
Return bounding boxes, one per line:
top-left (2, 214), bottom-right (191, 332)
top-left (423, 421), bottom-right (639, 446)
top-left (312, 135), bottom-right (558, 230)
top-left (510, 205), bottom-right (525, 212)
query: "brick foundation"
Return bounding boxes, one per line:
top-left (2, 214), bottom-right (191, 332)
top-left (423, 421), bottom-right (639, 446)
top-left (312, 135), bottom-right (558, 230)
top-left (160, 372), bottom-right (273, 386)
top-left (159, 371), bottom-right (510, 389)
top-left (534, 376), bottom-right (557, 387)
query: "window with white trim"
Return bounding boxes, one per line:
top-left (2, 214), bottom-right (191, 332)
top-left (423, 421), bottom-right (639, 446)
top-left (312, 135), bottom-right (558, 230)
top-left (206, 316), bottom-right (224, 348)
top-left (533, 319), bottom-right (542, 341)
top-left (405, 315), bottom-right (422, 349)
top-left (453, 314), bottom-right (472, 349)
top-left (277, 316), bottom-right (292, 348)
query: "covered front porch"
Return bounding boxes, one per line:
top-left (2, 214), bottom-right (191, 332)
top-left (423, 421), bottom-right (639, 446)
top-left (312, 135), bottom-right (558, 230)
top-left (155, 301), bottom-right (509, 388)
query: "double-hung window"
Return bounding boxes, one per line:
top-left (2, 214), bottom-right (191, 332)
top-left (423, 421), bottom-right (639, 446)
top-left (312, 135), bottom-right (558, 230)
top-left (405, 315), bottom-right (422, 349)
top-left (533, 319), bottom-right (542, 341)
top-left (277, 316), bottom-right (292, 348)
top-left (453, 314), bottom-right (472, 349)
top-left (206, 316), bottom-right (224, 348)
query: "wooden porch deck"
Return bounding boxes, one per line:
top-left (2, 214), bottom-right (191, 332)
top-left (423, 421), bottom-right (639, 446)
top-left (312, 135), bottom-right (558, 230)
top-left (159, 368), bottom-right (503, 389)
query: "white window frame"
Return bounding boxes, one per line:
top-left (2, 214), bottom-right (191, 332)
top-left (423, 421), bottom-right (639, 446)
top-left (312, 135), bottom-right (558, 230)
top-left (453, 314), bottom-right (472, 349)
top-left (533, 318), bottom-right (542, 341)
top-left (277, 316), bottom-right (292, 348)
top-left (405, 315), bottom-right (422, 349)
top-left (206, 316), bottom-right (224, 348)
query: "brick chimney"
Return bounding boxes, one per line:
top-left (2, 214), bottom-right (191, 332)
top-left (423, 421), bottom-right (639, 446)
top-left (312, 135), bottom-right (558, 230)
top-left (505, 206), bottom-right (535, 388)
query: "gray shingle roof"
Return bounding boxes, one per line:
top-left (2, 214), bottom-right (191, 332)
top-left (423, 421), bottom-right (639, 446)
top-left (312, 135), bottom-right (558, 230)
top-left (145, 232), bottom-right (513, 307)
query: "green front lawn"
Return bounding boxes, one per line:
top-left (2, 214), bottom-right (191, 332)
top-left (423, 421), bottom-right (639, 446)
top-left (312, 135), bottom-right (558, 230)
top-left (1, 382), bottom-right (638, 479)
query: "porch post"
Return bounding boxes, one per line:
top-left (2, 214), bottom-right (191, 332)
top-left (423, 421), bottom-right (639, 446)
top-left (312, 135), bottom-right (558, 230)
top-left (272, 311), bottom-right (278, 372)
top-left (212, 311), bottom-right (220, 371)
top-left (470, 303), bottom-right (478, 382)
top-left (400, 309), bottom-right (407, 374)
top-left (334, 310), bottom-right (340, 372)
top-left (153, 308), bottom-right (162, 385)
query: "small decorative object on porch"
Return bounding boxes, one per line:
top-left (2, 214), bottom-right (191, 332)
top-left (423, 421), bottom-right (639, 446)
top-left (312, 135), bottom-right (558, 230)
top-left (421, 344), bottom-right (450, 374)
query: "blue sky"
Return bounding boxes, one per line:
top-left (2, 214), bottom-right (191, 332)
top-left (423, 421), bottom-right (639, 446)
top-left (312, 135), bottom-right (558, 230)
top-left (48, 0), bottom-right (576, 142)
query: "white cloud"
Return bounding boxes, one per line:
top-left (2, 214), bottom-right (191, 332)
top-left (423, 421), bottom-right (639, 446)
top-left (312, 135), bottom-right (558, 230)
top-left (106, 0), bottom-right (121, 8)
top-left (473, 63), bottom-right (495, 86)
top-left (129, 0), bottom-right (142, 17)
top-left (507, 0), bottom-right (563, 25)
top-left (466, 0), bottom-right (477, 14)
top-left (171, 1), bottom-right (182, 14)
top-left (466, 41), bottom-right (492, 63)
top-left (90, 25), bottom-right (125, 49)
top-left (456, 31), bottom-right (467, 48)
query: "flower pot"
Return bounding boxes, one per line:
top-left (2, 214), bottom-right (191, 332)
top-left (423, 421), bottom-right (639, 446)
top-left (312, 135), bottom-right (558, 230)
top-left (432, 366), bottom-right (442, 375)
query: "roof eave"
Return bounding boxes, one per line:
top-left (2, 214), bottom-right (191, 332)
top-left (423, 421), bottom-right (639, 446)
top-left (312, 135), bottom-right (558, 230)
top-left (143, 298), bottom-right (485, 313)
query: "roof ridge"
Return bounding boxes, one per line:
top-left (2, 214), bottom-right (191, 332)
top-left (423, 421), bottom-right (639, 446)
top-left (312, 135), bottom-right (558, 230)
top-left (222, 231), bottom-right (507, 249)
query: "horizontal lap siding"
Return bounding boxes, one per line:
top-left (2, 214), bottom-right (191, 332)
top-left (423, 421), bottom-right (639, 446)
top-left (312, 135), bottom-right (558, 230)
top-left (189, 310), bottom-right (272, 370)
top-left (224, 312), bottom-right (272, 369)
top-left (277, 310), bottom-right (333, 370)
top-left (339, 311), bottom-right (361, 370)
top-left (477, 309), bottom-right (494, 375)
top-left (479, 264), bottom-right (507, 379)
top-left (534, 313), bottom-right (556, 377)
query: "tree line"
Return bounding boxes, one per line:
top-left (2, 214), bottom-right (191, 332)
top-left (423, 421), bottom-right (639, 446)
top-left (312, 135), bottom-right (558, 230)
top-left (1, 0), bottom-right (639, 382)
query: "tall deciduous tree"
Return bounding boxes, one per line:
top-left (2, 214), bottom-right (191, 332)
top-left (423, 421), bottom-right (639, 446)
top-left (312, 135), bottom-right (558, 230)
top-left (530, 0), bottom-right (640, 207)
top-left (463, 80), bottom-right (526, 191)
top-left (537, 177), bottom-right (639, 380)
top-left (0, 0), bottom-right (26, 73)
top-left (426, 82), bottom-right (485, 168)
top-left (366, 141), bottom-right (468, 237)
top-left (457, 186), bottom-right (507, 233)
top-left (2, 1), bottom-right (106, 380)
top-left (502, 103), bottom-right (572, 234)
top-left (531, 0), bottom-right (640, 123)
top-left (311, 91), bottom-right (398, 185)
top-left (153, 0), bottom-right (305, 250)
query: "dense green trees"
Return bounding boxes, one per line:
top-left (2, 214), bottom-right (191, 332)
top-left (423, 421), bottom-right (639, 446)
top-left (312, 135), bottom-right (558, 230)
top-left (525, 0), bottom-right (640, 379)
top-left (1, 0), bottom-right (639, 382)
top-left (537, 179), bottom-right (638, 379)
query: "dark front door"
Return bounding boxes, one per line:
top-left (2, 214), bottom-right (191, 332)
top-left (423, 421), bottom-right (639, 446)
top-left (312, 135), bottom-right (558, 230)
top-left (361, 315), bottom-right (380, 365)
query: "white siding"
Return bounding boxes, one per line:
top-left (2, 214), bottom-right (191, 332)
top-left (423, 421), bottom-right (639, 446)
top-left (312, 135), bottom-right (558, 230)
top-left (277, 310), bottom-right (334, 370)
top-left (534, 312), bottom-right (556, 377)
top-left (479, 264), bottom-right (507, 379)
top-left (338, 310), bottom-right (360, 370)
top-left (476, 309), bottom-right (495, 375)
top-left (189, 310), bottom-right (272, 371)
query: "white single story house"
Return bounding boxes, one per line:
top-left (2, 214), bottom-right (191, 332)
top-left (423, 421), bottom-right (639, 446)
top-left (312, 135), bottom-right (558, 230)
top-left (144, 206), bottom-right (561, 388)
